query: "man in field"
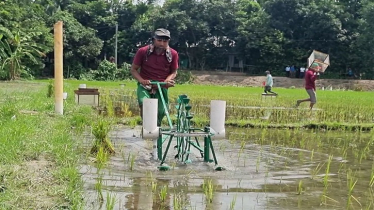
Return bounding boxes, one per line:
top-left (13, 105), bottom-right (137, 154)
top-left (295, 63), bottom-right (320, 110)
top-left (131, 28), bottom-right (179, 126)
top-left (264, 70), bottom-right (277, 95)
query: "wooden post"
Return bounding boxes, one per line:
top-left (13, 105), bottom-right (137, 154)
top-left (54, 21), bottom-right (63, 114)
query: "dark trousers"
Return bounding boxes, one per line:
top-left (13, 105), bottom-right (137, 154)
top-left (264, 86), bottom-right (277, 94)
top-left (300, 72), bottom-right (305, 78)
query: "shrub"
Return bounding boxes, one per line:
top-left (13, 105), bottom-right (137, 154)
top-left (176, 70), bottom-right (194, 84)
top-left (118, 62), bottom-right (133, 80)
top-left (94, 60), bottom-right (118, 81)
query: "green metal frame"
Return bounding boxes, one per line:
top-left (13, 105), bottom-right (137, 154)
top-left (149, 82), bottom-right (219, 169)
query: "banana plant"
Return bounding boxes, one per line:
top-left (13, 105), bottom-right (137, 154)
top-left (0, 26), bottom-right (46, 80)
top-left (0, 34), bottom-right (7, 60)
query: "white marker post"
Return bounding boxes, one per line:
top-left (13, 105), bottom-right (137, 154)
top-left (142, 99), bottom-right (160, 160)
top-left (210, 100), bottom-right (226, 139)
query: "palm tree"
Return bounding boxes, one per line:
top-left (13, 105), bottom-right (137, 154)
top-left (0, 27), bottom-right (46, 80)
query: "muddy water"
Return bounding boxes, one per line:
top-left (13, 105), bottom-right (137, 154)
top-left (80, 126), bottom-right (374, 210)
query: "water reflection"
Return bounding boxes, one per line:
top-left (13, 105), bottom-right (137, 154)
top-left (81, 126), bottom-right (374, 209)
top-left (124, 177), bottom-right (153, 210)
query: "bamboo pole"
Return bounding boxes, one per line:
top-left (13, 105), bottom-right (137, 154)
top-left (54, 21), bottom-right (63, 114)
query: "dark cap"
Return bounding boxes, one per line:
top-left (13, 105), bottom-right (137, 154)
top-left (154, 28), bottom-right (171, 39)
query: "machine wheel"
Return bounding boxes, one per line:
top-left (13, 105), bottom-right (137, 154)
top-left (175, 101), bottom-right (191, 163)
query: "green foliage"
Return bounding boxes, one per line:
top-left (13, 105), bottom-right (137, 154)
top-left (47, 80), bottom-right (54, 97)
top-left (175, 70), bottom-right (194, 84)
top-left (118, 62), bottom-right (133, 80)
top-left (0, 26), bottom-right (48, 80)
top-left (81, 60), bottom-right (133, 81)
top-left (91, 118), bottom-right (115, 154)
top-left (0, 99), bottom-right (17, 119)
top-left (0, 0), bottom-right (374, 79)
top-left (94, 60), bottom-right (118, 81)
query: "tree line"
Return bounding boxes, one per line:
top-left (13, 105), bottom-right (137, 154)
top-left (1, 0), bottom-right (373, 80)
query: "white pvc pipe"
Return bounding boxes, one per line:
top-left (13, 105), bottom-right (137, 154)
top-left (142, 99), bottom-right (159, 140)
top-left (210, 100), bottom-right (226, 139)
top-left (79, 84), bottom-right (86, 88)
top-left (63, 92), bottom-right (68, 100)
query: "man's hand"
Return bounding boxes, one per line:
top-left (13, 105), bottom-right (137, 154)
top-left (139, 79), bottom-right (151, 85)
top-left (164, 79), bottom-right (175, 87)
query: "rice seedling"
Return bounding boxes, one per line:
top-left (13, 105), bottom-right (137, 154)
top-left (96, 146), bottom-right (108, 169)
top-left (311, 162), bottom-right (325, 180)
top-left (320, 194), bottom-right (339, 207)
top-left (119, 101), bottom-right (133, 117)
top-left (105, 192), bottom-right (116, 210)
top-left (202, 179), bottom-right (214, 203)
top-left (91, 118), bottom-right (115, 154)
top-left (173, 192), bottom-right (183, 210)
top-left (238, 140), bottom-right (246, 159)
top-left (159, 185), bottom-right (168, 203)
top-left (369, 164), bottom-right (374, 188)
top-left (296, 180), bottom-right (304, 195)
top-left (151, 180), bottom-right (158, 193)
top-left (128, 153), bottom-right (136, 171)
top-left (128, 117), bottom-right (141, 128)
top-left (229, 194), bottom-right (237, 210)
top-left (95, 176), bottom-right (104, 203)
top-left (346, 169), bottom-right (360, 208)
top-left (100, 89), bottom-right (115, 117)
top-left (256, 149), bottom-right (262, 173)
top-left (365, 202), bottom-right (373, 210)
top-left (323, 155), bottom-right (333, 188)
top-left (338, 161), bottom-right (347, 174)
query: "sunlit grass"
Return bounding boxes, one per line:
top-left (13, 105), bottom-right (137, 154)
top-left (0, 81), bottom-right (90, 209)
top-left (48, 80), bottom-right (374, 129)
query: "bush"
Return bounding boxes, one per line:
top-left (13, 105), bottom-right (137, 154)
top-left (79, 60), bottom-right (134, 81)
top-left (0, 66), bottom-right (9, 80)
top-left (94, 60), bottom-right (118, 81)
top-left (118, 62), bottom-right (133, 80)
top-left (79, 71), bottom-right (95, 81)
top-left (175, 70), bottom-right (194, 84)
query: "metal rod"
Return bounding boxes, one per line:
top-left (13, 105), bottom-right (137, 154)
top-left (157, 134), bottom-right (162, 160)
top-left (204, 136), bottom-right (210, 162)
top-left (209, 136), bottom-right (218, 165)
top-left (161, 135), bottom-right (174, 165)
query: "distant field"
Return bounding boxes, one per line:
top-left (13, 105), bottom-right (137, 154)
top-left (32, 79), bottom-right (374, 128)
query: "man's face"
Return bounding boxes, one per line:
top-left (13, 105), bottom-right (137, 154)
top-left (154, 38), bottom-right (169, 50)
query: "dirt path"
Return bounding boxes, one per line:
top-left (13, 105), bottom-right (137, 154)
top-left (191, 71), bottom-right (374, 91)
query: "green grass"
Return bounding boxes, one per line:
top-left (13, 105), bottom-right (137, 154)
top-left (0, 81), bottom-right (96, 209)
top-left (46, 79), bottom-right (374, 129)
top-left (56, 81), bottom-right (374, 130)
top-left (34, 79), bottom-right (373, 128)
